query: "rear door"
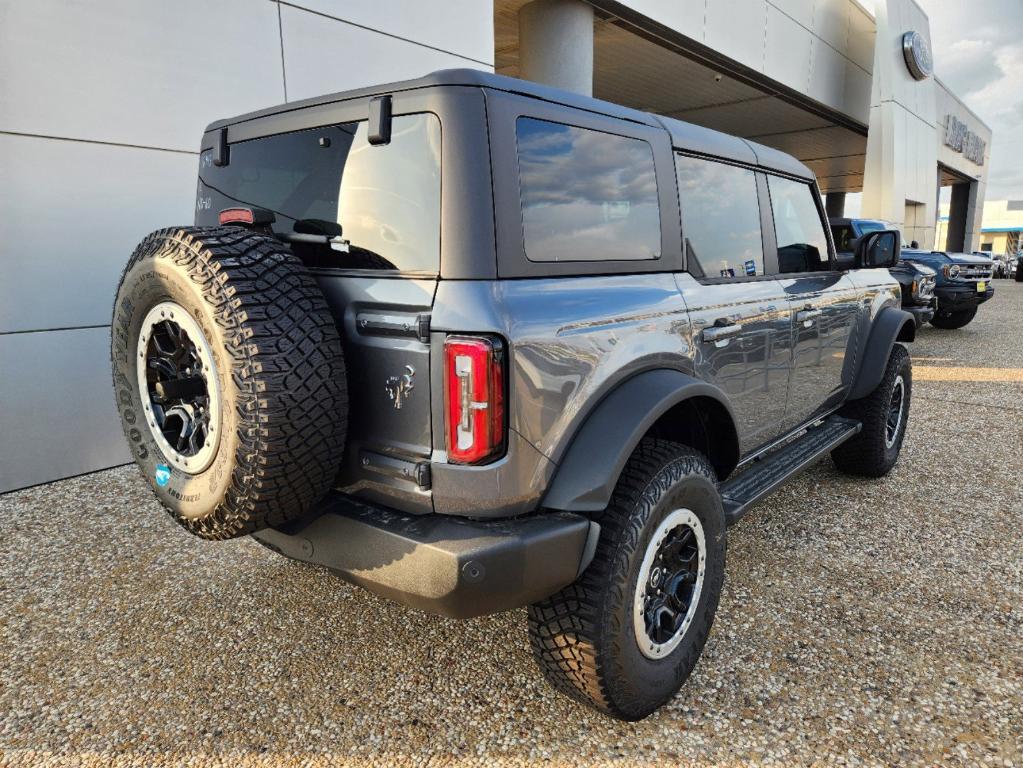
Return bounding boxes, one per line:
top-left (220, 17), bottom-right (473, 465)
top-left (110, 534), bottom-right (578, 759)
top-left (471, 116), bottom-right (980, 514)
top-left (763, 174), bottom-right (863, 429)
top-left (195, 98), bottom-right (446, 514)
top-left (673, 154), bottom-right (792, 455)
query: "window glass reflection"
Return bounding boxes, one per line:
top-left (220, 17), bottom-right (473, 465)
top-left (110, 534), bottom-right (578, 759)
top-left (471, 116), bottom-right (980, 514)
top-left (768, 176), bottom-right (830, 273)
top-left (516, 117), bottom-right (661, 262)
top-left (675, 155), bottom-right (763, 279)
top-left (198, 113), bottom-right (441, 273)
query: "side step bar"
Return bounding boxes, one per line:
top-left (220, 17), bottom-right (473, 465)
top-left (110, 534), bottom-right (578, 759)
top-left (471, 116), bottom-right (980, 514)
top-left (720, 416), bottom-right (861, 526)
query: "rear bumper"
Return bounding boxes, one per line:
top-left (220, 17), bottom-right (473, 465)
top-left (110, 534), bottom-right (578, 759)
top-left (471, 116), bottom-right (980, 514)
top-left (252, 493), bottom-right (598, 619)
top-left (935, 284), bottom-right (993, 312)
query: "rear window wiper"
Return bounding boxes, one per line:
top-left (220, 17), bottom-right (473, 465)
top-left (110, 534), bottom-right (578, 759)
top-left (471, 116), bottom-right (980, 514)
top-left (278, 219), bottom-right (350, 252)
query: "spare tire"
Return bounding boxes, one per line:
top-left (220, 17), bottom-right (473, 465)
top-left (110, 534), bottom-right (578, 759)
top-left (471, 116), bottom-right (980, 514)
top-left (111, 227), bottom-right (348, 539)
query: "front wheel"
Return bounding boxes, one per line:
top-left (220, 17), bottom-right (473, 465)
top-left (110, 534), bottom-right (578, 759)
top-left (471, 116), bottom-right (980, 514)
top-left (929, 306), bottom-right (977, 329)
top-left (832, 344), bottom-right (912, 477)
top-left (528, 441), bottom-right (726, 721)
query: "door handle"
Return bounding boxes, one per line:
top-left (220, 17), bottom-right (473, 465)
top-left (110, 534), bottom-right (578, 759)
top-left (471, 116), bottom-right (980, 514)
top-left (796, 309), bottom-right (823, 323)
top-left (702, 323), bottom-right (743, 342)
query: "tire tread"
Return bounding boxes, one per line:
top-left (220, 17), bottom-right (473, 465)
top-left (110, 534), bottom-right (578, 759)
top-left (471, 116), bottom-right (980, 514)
top-left (113, 226), bottom-right (347, 540)
top-left (528, 440), bottom-right (722, 720)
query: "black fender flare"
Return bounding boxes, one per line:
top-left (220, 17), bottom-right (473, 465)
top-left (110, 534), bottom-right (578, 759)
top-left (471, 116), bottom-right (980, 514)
top-left (848, 306), bottom-right (916, 400)
top-left (541, 369), bottom-right (739, 513)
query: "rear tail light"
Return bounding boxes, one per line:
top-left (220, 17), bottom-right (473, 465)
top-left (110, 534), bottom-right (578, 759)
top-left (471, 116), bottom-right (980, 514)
top-left (218, 207), bottom-right (275, 226)
top-left (444, 335), bottom-right (505, 464)
top-left (219, 207), bottom-right (254, 225)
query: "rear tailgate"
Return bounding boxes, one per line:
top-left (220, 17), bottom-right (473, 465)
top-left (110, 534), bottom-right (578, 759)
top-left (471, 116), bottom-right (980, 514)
top-left (195, 111), bottom-right (442, 514)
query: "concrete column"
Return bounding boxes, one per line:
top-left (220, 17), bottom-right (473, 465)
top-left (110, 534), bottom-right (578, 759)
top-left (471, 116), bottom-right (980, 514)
top-left (860, 0), bottom-right (938, 244)
top-left (825, 192), bottom-right (847, 219)
top-left (519, 0), bottom-right (594, 96)
top-left (946, 182), bottom-right (970, 252)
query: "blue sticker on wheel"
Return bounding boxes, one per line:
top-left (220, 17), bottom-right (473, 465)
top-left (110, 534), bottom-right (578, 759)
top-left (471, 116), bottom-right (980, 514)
top-left (154, 464), bottom-right (171, 487)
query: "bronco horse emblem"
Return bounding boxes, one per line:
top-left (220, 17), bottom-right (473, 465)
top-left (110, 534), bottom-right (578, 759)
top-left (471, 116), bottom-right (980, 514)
top-left (385, 365), bottom-right (415, 410)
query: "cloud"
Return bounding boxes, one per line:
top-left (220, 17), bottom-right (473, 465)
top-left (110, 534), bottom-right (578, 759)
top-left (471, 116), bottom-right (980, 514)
top-left (938, 40), bottom-right (1003, 96)
top-left (919, 0), bottom-right (1023, 200)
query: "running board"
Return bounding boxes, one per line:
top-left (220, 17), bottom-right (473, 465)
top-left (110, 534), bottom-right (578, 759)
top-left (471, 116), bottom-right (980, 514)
top-left (720, 416), bottom-right (861, 525)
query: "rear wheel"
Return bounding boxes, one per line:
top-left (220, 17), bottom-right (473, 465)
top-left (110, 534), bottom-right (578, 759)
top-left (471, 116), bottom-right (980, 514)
top-left (528, 441), bottom-right (726, 721)
top-left (111, 227), bottom-right (348, 540)
top-left (929, 306), bottom-right (977, 329)
top-left (832, 344), bottom-right (911, 477)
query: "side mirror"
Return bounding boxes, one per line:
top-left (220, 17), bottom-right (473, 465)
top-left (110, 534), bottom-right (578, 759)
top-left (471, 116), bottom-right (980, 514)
top-left (834, 253), bottom-right (856, 271)
top-left (855, 229), bottom-right (901, 269)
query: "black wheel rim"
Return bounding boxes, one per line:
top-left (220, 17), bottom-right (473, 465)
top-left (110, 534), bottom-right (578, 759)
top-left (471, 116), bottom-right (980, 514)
top-left (136, 302), bottom-right (220, 474)
top-left (643, 526), bottom-right (700, 644)
top-left (885, 375), bottom-right (905, 448)
top-left (634, 508), bottom-right (707, 658)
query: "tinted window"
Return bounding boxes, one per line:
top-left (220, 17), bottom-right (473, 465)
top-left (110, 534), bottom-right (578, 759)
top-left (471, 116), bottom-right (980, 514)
top-left (855, 220), bottom-right (886, 236)
top-left (515, 117), bottom-right (660, 262)
top-left (768, 176), bottom-right (830, 273)
top-left (831, 224), bottom-right (856, 253)
top-left (197, 113), bottom-right (441, 272)
top-left (674, 155), bottom-right (763, 279)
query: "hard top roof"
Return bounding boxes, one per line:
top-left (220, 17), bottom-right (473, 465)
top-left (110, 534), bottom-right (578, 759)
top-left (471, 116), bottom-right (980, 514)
top-left (207, 68), bottom-right (813, 180)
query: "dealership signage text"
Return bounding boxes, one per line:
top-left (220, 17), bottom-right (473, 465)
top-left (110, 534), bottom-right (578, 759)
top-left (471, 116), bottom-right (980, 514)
top-left (944, 115), bottom-right (986, 165)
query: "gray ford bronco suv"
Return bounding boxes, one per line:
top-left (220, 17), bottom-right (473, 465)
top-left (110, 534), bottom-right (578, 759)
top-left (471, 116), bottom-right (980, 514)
top-left (112, 70), bottom-right (915, 720)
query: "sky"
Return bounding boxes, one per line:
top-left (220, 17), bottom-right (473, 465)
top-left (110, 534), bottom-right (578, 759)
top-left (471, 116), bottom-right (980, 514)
top-left (917, 0), bottom-right (1023, 201)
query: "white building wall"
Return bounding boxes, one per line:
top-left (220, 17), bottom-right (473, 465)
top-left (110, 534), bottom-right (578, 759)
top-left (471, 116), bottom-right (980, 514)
top-left (860, 0), bottom-right (938, 248)
top-left (615, 0), bottom-right (875, 122)
top-left (934, 79), bottom-right (993, 250)
top-left (0, 0), bottom-right (493, 493)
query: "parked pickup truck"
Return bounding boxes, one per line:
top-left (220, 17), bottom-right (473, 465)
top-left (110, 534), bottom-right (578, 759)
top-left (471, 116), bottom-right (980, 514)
top-left (112, 70), bottom-right (916, 720)
top-left (830, 218), bottom-right (936, 328)
top-left (901, 248), bottom-right (994, 329)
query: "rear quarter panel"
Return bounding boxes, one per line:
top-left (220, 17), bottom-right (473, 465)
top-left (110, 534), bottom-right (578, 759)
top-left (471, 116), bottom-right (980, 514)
top-left (428, 274), bottom-right (695, 516)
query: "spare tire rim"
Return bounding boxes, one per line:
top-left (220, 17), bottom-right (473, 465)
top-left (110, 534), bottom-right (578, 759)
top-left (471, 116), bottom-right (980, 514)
top-left (136, 301), bottom-right (221, 474)
top-left (634, 508), bottom-right (706, 659)
top-left (886, 374), bottom-right (906, 448)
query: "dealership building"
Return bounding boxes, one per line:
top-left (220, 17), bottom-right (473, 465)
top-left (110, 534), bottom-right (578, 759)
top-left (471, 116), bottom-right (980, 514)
top-left (0, 0), bottom-right (994, 492)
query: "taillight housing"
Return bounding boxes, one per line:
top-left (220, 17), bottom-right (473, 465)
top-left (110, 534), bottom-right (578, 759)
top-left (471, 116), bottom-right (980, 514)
top-left (444, 335), bottom-right (505, 464)
top-left (219, 207), bottom-right (255, 225)
top-left (218, 207), bottom-right (275, 226)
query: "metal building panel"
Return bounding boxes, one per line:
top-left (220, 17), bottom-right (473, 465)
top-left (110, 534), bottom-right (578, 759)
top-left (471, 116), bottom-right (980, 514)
top-left (0, 328), bottom-right (130, 493)
top-left (0, 134), bottom-right (196, 334)
top-left (285, 0), bottom-right (495, 65)
top-left (0, 0), bottom-right (284, 152)
top-left (765, 5), bottom-right (813, 94)
top-left (705, 0), bottom-right (769, 74)
top-left (280, 4), bottom-right (492, 103)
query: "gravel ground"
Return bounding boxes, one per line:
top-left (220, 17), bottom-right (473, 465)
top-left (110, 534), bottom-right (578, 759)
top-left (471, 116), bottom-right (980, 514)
top-left (2, 283), bottom-right (1022, 768)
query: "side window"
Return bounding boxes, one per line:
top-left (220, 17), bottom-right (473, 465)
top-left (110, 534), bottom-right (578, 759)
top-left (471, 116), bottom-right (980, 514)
top-left (515, 117), bottom-right (661, 262)
top-left (767, 176), bottom-right (831, 273)
top-left (674, 154), bottom-right (763, 279)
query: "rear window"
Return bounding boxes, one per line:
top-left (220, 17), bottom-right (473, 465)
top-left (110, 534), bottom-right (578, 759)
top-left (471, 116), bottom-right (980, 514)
top-left (197, 113), bottom-right (441, 273)
top-left (674, 154), bottom-right (764, 279)
top-left (515, 117), bottom-right (661, 262)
